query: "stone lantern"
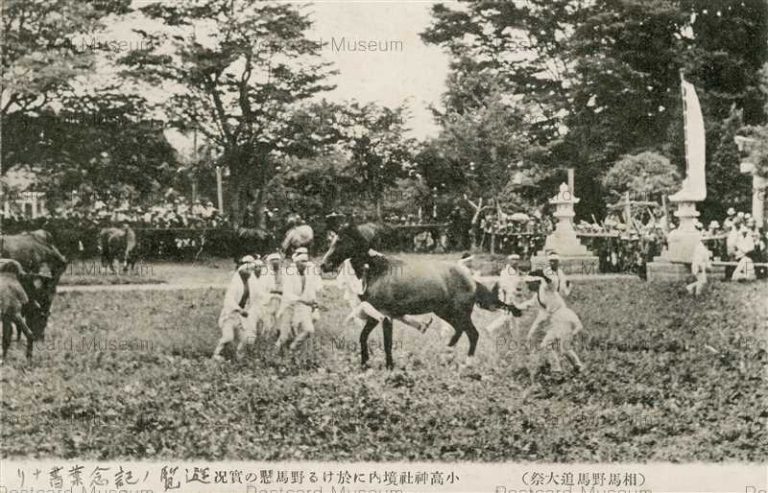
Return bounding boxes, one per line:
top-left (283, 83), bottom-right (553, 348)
top-left (531, 182), bottom-right (598, 274)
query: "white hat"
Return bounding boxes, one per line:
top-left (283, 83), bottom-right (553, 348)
top-left (292, 248), bottom-right (309, 262)
top-left (507, 254), bottom-right (521, 260)
top-left (547, 252), bottom-right (560, 260)
top-left (727, 207), bottom-right (736, 216)
top-left (265, 252), bottom-right (281, 262)
top-left (237, 262), bottom-right (255, 273)
top-left (238, 255), bottom-right (257, 265)
top-left (737, 211), bottom-right (745, 218)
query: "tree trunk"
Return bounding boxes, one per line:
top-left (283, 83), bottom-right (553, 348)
top-left (229, 179), bottom-right (244, 228)
top-left (253, 186), bottom-right (268, 231)
top-left (228, 149), bottom-right (269, 229)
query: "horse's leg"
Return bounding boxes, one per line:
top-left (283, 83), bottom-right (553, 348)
top-left (2, 318), bottom-right (12, 363)
top-left (382, 317), bottom-right (394, 371)
top-left (12, 314), bottom-right (35, 362)
top-left (447, 325), bottom-right (463, 347)
top-left (443, 309), bottom-right (479, 365)
top-left (359, 317), bottom-right (378, 369)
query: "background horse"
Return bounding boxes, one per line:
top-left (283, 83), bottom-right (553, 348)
top-left (320, 222), bottom-right (519, 370)
top-left (0, 232), bottom-right (67, 343)
top-left (98, 225), bottom-right (137, 273)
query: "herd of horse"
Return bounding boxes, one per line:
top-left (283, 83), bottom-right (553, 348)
top-left (1, 216), bottom-right (520, 370)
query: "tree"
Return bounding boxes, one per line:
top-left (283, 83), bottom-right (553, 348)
top-left (422, 0), bottom-right (582, 143)
top-left (423, 0), bottom-right (768, 220)
top-left (602, 151), bottom-right (680, 199)
top-left (341, 103), bottom-right (415, 220)
top-left (121, 0), bottom-right (335, 227)
top-left (1, 0), bottom-right (132, 174)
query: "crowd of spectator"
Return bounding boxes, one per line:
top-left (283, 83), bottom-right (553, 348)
top-left (0, 189), bottom-right (225, 229)
top-left (701, 208), bottom-right (766, 279)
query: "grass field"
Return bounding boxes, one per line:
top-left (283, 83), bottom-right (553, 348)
top-left (1, 277), bottom-right (766, 462)
top-left (55, 252), bottom-right (546, 287)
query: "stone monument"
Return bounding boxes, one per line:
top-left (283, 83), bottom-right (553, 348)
top-left (531, 182), bottom-right (599, 274)
top-left (647, 74), bottom-right (707, 281)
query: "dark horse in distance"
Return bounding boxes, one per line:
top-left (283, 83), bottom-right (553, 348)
top-left (99, 224), bottom-right (137, 273)
top-left (320, 222), bottom-right (520, 370)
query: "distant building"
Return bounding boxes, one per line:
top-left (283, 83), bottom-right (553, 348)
top-left (1, 167), bottom-right (48, 219)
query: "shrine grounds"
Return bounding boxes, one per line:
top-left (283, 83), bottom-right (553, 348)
top-left (0, 261), bottom-right (766, 462)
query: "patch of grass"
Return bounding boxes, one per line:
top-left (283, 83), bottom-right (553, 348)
top-left (1, 279), bottom-right (765, 461)
top-left (59, 275), bottom-right (167, 286)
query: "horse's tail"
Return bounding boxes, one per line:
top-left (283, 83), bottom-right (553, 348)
top-left (474, 281), bottom-right (522, 316)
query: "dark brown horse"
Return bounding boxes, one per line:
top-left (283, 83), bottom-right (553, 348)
top-left (99, 225), bottom-right (137, 273)
top-left (0, 259), bottom-right (52, 362)
top-left (0, 232), bottom-right (68, 342)
top-left (320, 222), bottom-right (520, 370)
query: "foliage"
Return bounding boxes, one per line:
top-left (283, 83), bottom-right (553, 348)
top-left (340, 103), bottom-right (416, 219)
top-left (602, 151), bottom-right (680, 198)
top-left (121, 0), bottom-right (336, 226)
top-left (423, 0), bottom-right (768, 219)
top-left (1, 278), bottom-right (765, 461)
top-left (740, 124), bottom-right (768, 178)
top-left (700, 107), bottom-right (753, 217)
top-left (0, 0), bottom-right (131, 122)
top-left (1, 92), bottom-right (179, 205)
top-left (264, 100), bottom-right (416, 221)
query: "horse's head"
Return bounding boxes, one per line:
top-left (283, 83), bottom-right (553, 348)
top-left (18, 269), bottom-right (57, 341)
top-left (320, 222), bottom-right (368, 273)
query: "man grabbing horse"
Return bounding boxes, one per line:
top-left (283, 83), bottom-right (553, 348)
top-left (320, 222), bottom-right (521, 370)
top-left (275, 248), bottom-right (323, 352)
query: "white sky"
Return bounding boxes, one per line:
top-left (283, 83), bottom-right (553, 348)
top-left (305, 1), bottom-right (449, 139)
top-left (93, 1), bottom-right (451, 156)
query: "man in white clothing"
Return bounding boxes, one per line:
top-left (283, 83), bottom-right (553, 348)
top-left (262, 252), bottom-right (284, 338)
top-left (526, 252), bottom-right (570, 339)
top-left (276, 248), bottom-right (323, 351)
top-left (242, 258), bottom-right (271, 341)
top-left (686, 240), bottom-right (712, 296)
top-left (521, 270), bottom-right (584, 379)
top-left (212, 256), bottom-right (259, 361)
top-left (486, 254), bottom-right (524, 335)
top-left (732, 226), bottom-right (757, 281)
